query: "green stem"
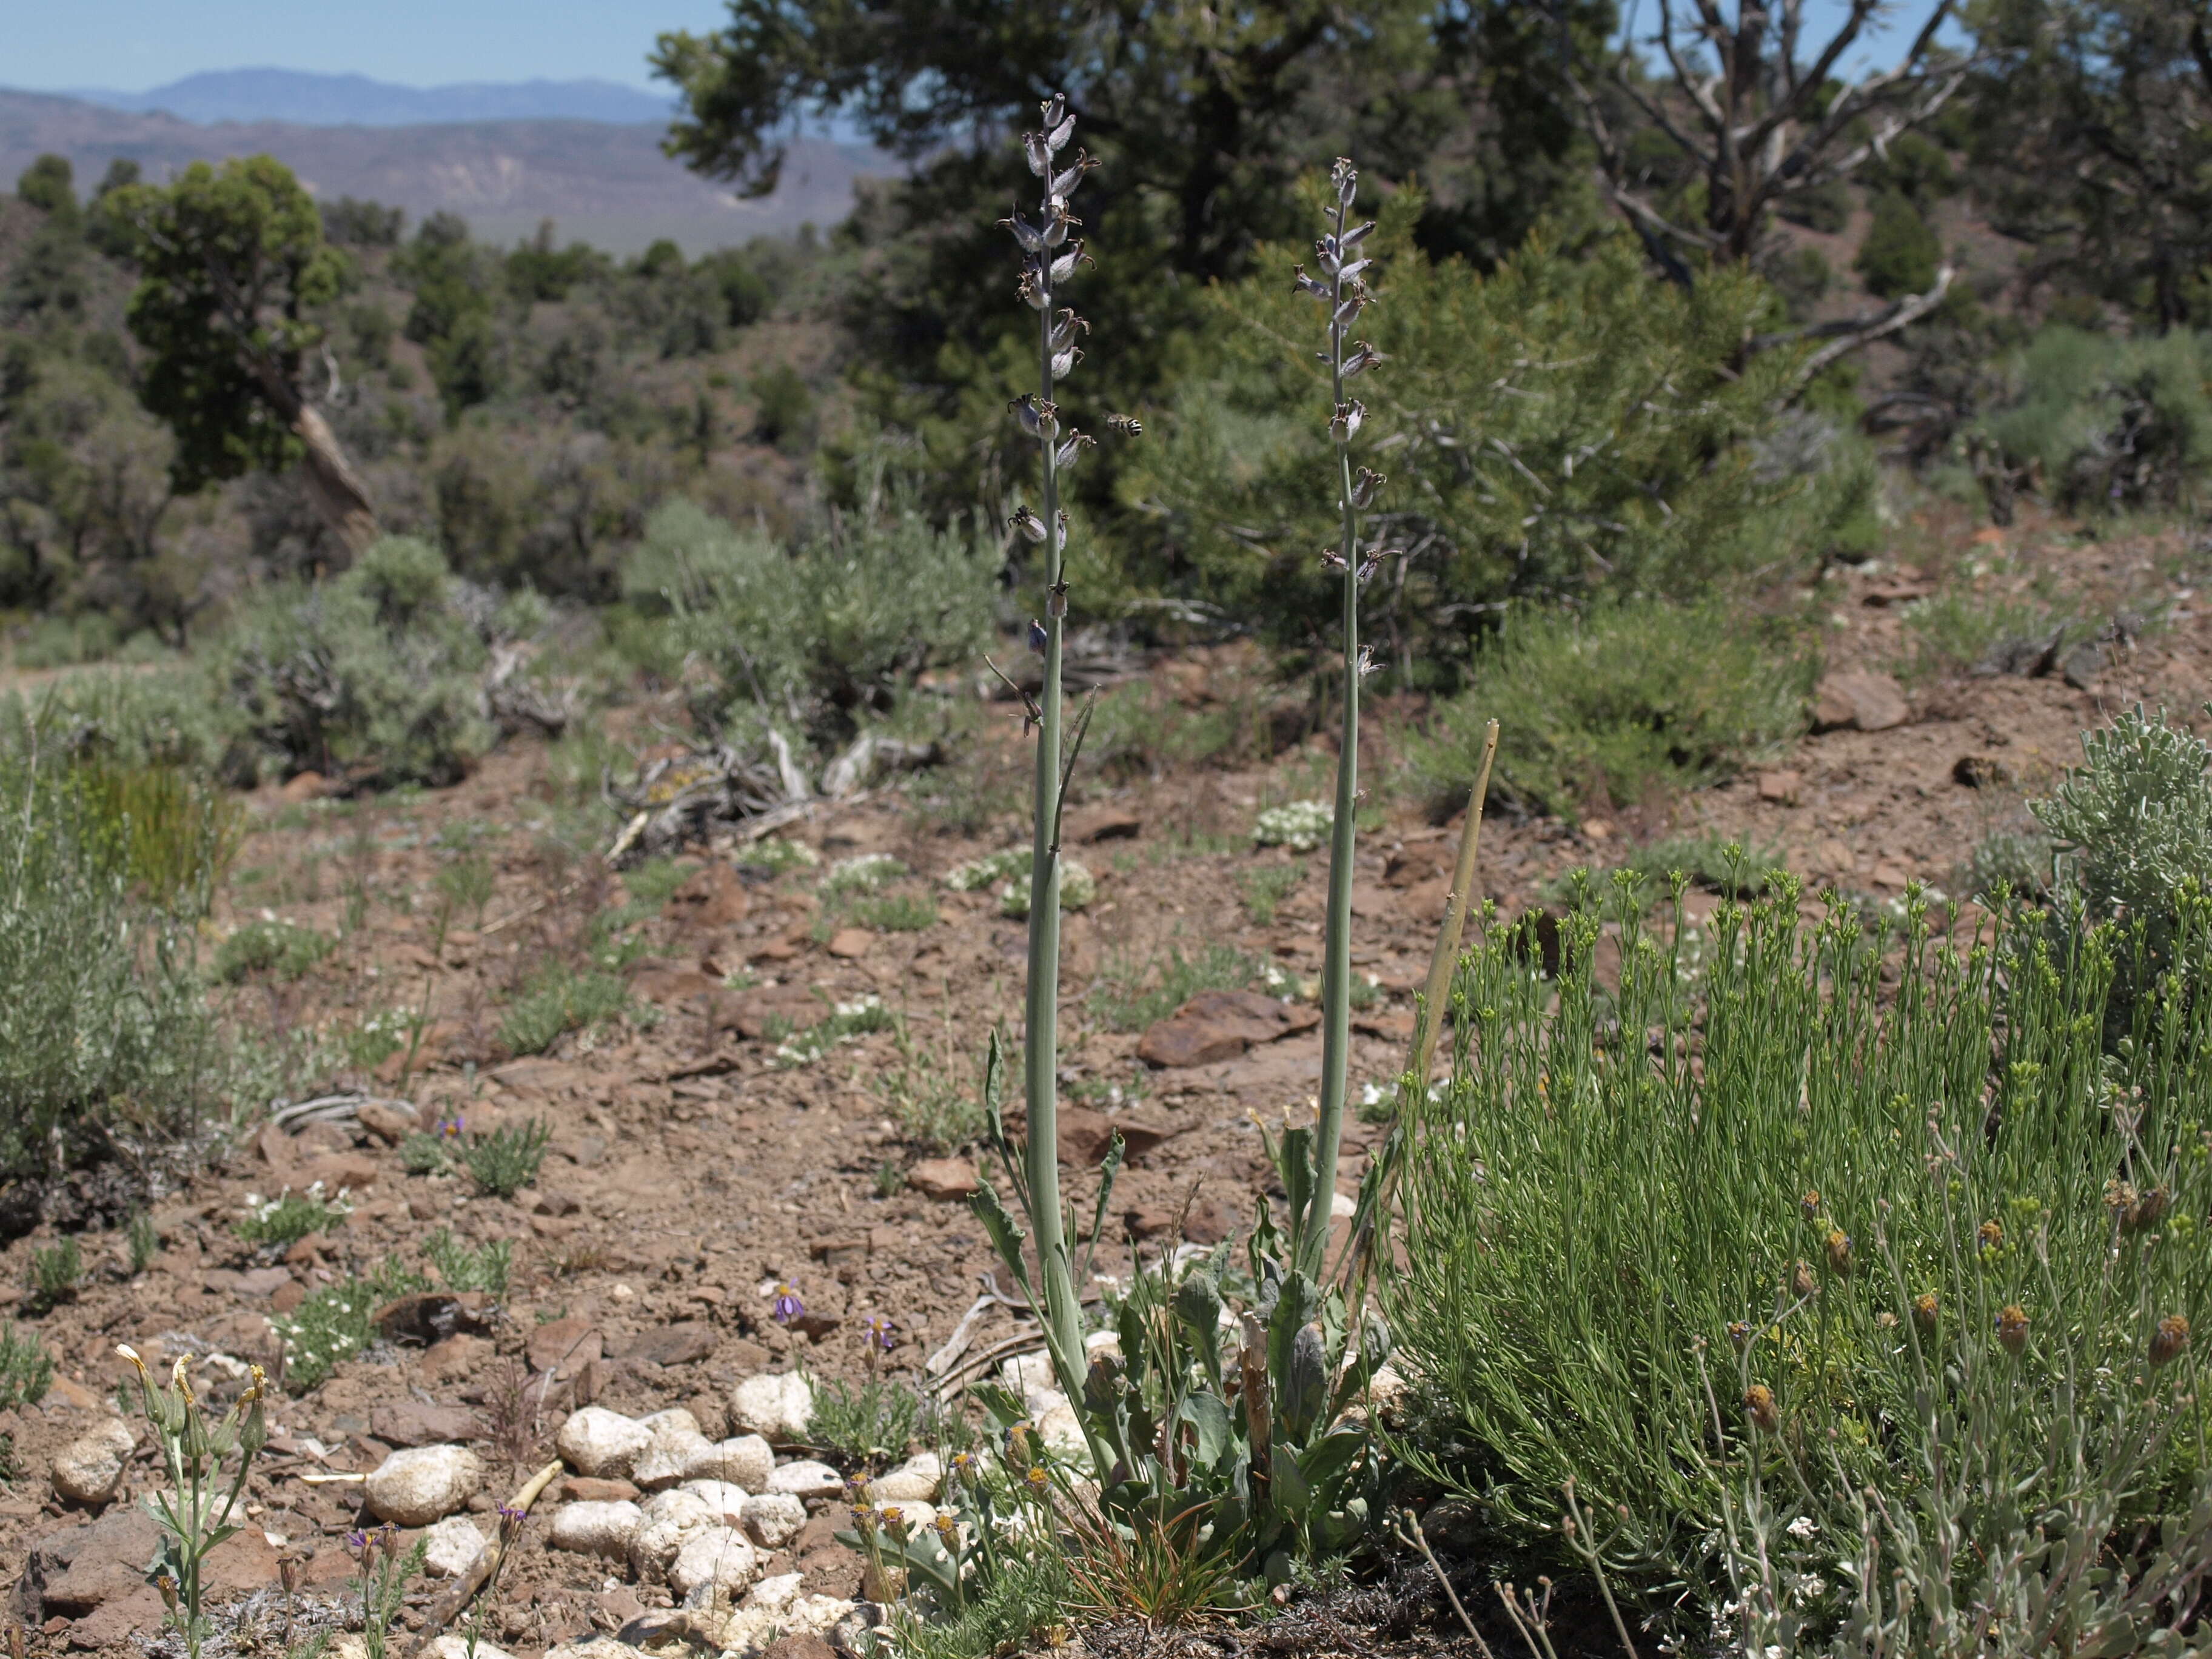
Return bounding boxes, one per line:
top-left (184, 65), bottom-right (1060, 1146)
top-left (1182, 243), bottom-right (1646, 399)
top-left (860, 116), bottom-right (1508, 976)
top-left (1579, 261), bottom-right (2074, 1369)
top-left (1304, 187), bottom-right (1359, 1280)
top-left (1022, 236), bottom-right (1084, 1392)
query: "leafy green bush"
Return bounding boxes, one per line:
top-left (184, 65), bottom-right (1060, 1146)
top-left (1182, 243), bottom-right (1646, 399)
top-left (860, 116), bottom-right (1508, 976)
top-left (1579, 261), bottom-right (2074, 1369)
top-left (273, 1259), bottom-right (431, 1390)
top-left (0, 747), bottom-right (217, 1188)
top-left (423, 1227), bottom-right (512, 1293)
top-left (27, 1236), bottom-right (81, 1312)
top-left (235, 1185), bottom-right (349, 1247)
top-left (809, 1374), bottom-right (925, 1467)
top-left (1855, 189), bottom-right (1942, 298)
top-left (215, 920), bottom-right (333, 984)
top-left (209, 535), bottom-right (492, 788)
top-left (1389, 879), bottom-right (2212, 1641)
top-left (1979, 326), bottom-right (2212, 511)
top-left (1128, 212), bottom-right (1877, 675)
top-left (498, 962), bottom-right (628, 1056)
top-left (622, 464), bottom-right (997, 749)
top-left (458, 1119), bottom-right (550, 1198)
top-left (1407, 600), bottom-right (1815, 817)
top-left (2034, 704), bottom-right (2212, 1028)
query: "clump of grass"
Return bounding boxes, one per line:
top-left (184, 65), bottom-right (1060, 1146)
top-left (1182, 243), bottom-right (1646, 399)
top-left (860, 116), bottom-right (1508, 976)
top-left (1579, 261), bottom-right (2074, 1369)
top-left (1238, 863), bottom-right (1302, 925)
top-left (877, 1013), bottom-right (985, 1154)
top-left (0, 1323), bottom-right (55, 1407)
top-left (739, 837), bottom-right (819, 876)
top-left (235, 1184), bottom-right (349, 1248)
top-left (1896, 586), bottom-right (2071, 685)
top-left (273, 1259), bottom-right (430, 1390)
top-left (69, 759), bottom-right (244, 918)
top-left (1089, 943), bottom-right (1258, 1031)
top-left (460, 1119), bottom-right (551, 1198)
top-left (215, 920), bottom-right (333, 985)
top-left (498, 961), bottom-right (629, 1056)
top-left (809, 1373), bottom-right (926, 1467)
top-left (433, 852), bottom-right (496, 928)
top-left (775, 997), bottom-right (896, 1067)
top-left (944, 847), bottom-right (1096, 916)
top-left (127, 1211), bottom-right (158, 1273)
top-left (27, 1236), bottom-right (81, 1312)
top-left (851, 893), bottom-right (939, 932)
top-left (423, 1227), bottom-right (512, 1293)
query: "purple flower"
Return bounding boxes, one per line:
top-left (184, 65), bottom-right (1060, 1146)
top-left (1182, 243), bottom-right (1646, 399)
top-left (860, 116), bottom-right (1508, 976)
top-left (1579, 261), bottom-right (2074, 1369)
top-left (345, 1529), bottom-right (369, 1552)
top-left (436, 1115), bottom-right (465, 1140)
top-left (862, 1314), bottom-right (897, 1353)
top-left (771, 1282), bottom-right (805, 1324)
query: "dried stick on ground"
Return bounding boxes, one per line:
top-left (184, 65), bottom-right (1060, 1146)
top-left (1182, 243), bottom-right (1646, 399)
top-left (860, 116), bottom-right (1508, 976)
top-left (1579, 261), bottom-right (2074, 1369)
top-left (404, 1458), bottom-right (561, 1656)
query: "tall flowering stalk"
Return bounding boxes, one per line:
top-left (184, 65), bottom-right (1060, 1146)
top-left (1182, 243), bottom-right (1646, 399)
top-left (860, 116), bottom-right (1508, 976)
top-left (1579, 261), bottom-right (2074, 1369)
top-left (978, 93), bottom-right (1102, 1432)
top-left (1291, 159), bottom-right (1383, 1278)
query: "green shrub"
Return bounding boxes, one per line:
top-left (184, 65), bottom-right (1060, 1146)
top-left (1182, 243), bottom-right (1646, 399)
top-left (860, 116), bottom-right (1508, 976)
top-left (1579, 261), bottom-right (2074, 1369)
top-left (0, 668), bottom-right (226, 774)
top-left (772, 996), bottom-right (896, 1067)
top-left (1544, 835), bottom-right (1786, 905)
top-left (1089, 943), bottom-right (1258, 1032)
top-left (0, 1324), bottom-right (53, 1409)
top-left (209, 535), bottom-right (492, 788)
top-left (423, 1227), bottom-right (512, 1293)
top-left (850, 893), bottom-right (938, 932)
top-left (458, 1119), bottom-right (550, 1198)
top-left (126, 1211), bottom-right (157, 1273)
top-left (27, 1236), bottom-right (81, 1311)
top-left (215, 920), bottom-right (333, 984)
top-left (1408, 600), bottom-right (1815, 817)
top-left (1855, 189), bottom-right (1941, 298)
top-left (498, 962), bottom-right (628, 1056)
top-left (2034, 704), bottom-right (2212, 1027)
top-left (235, 1185), bottom-right (349, 1247)
top-left (622, 463), bottom-right (997, 750)
top-left (808, 1374), bottom-right (925, 1467)
top-left (1978, 325), bottom-right (2212, 511)
top-left (1895, 585), bottom-right (2072, 685)
top-left (273, 1259), bottom-right (431, 1390)
top-left (1390, 880), bottom-right (2212, 1639)
top-left (1238, 864), bottom-right (1302, 925)
top-left (0, 748), bottom-right (217, 1187)
top-left (1128, 215), bottom-right (1878, 675)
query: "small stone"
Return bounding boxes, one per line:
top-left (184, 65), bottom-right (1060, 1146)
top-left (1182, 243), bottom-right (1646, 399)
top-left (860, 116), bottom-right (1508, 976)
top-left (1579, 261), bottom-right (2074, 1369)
top-left (631, 1487), bottom-right (718, 1581)
top-left (728, 1373), bottom-right (813, 1443)
top-left (424, 1638), bottom-right (514, 1659)
top-left (543, 1640), bottom-right (646, 1659)
top-left (670, 1525), bottom-right (760, 1600)
top-left (1057, 1105), bottom-right (1177, 1165)
top-left (560, 1476), bottom-right (640, 1504)
top-left (1036, 1403), bottom-right (1085, 1457)
top-left (747, 1572), bottom-right (806, 1613)
top-left (634, 1429), bottom-right (715, 1491)
top-left (740, 1492), bottom-right (807, 1548)
top-left (1066, 806), bottom-right (1142, 843)
top-left (421, 1516), bottom-right (487, 1580)
top-left (665, 863), bottom-right (752, 929)
top-left (51, 1418), bottom-right (135, 1506)
top-left (1757, 769), bottom-right (1802, 804)
top-left (682, 1480), bottom-right (752, 1525)
top-left (529, 1316), bottom-right (603, 1376)
top-left (1812, 669), bottom-right (1909, 733)
top-left (825, 928), bottom-right (872, 959)
top-left (548, 1500), bottom-right (642, 1560)
top-left (867, 1453), bottom-right (941, 1504)
top-left (906, 1159), bottom-right (978, 1201)
top-left (766, 1460), bottom-right (843, 1500)
top-left (1135, 989), bottom-right (1319, 1069)
top-left (685, 1434), bottom-right (775, 1490)
top-left (370, 1401), bottom-right (479, 1448)
top-left (611, 1322), bottom-right (718, 1367)
top-left (364, 1445), bottom-right (483, 1527)
top-left (557, 1406), bottom-right (652, 1479)
top-left (355, 1101), bottom-right (422, 1144)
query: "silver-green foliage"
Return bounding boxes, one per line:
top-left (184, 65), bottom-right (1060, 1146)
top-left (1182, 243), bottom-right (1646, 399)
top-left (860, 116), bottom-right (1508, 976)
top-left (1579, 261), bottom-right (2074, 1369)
top-left (209, 535), bottom-right (492, 787)
top-left (1390, 877), bottom-right (2212, 1641)
top-left (2035, 704), bottom-right (2212, 1020)
top-left (623, 466), bottom-right (997, 748)
top-left (0, 746), bottom-right (215, 1184)
top-left (1980, 326), bottom-right (2212, 512)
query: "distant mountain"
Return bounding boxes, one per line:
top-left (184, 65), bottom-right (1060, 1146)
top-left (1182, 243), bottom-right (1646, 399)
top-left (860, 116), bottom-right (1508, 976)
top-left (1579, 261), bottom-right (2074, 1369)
top-left (0, 89), bottom-right (894, 256)
top-left (53, 69), bottom-right (674, 129)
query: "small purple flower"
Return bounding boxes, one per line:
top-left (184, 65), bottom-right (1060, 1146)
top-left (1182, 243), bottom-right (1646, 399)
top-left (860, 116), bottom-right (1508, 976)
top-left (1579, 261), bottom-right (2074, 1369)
top-left (436, 1115), bottom-right (465, 1140)
top-left (771, 1282), bottom-right (805, 1324)
top-left (862, 1314), bottom-right (897, 1353)
top-left (497, 1502), bottom-right (528, 1539)
top-left (345, 1528), bottom-right (369, 1552)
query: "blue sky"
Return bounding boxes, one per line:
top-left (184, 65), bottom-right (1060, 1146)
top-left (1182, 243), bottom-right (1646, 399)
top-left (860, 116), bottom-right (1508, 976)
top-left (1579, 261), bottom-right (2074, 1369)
top-left (9, 0), bottom-right (1954, 95)
top-left (7, 1), bottom-right (734, 92)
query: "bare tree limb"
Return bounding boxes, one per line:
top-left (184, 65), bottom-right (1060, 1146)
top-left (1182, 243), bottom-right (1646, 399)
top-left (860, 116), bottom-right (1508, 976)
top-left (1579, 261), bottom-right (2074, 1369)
top-left (1772, 264), bottom-right (1955, 405)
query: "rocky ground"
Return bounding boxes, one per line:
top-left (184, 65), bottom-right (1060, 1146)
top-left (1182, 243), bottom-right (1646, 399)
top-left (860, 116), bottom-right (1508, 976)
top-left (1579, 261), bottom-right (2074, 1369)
top-left (0, 503), bottom-right (2206, 1659)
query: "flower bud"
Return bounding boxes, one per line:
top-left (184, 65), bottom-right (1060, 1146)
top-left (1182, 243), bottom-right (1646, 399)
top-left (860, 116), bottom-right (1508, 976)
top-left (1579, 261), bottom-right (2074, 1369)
top-left (1801, 1190), bottom-right (1821, 1220)
top-left (1823, 1228), bottom-right (1852, 1277)
top-left (1329, 401), bottom-right (1365, 443)
top-left (1743, 1384), bottom-right (1778, 1433)
top-left (1726, 1320), bottom-right (1751, 1352)
top-left (1911, 1292), bottom-right (1939, 1335)
top-left (998, 208), bottom-right (1045, 253)
top-left (1350, 467), bottom-right (1385, 508)
top-left (1996, 1304), bottom-right (2029, 1355)
top-left (1792, 1259), bottom-right (1817, 1299)
top-left (2150, 1314), bottom-right (2190, 1368)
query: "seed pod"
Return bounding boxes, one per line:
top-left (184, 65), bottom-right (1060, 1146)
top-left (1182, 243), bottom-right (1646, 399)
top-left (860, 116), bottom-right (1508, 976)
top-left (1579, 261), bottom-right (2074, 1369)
top-left (1912, 1292), bottom-right (1939, 1335)
top-left (1792, 1259), bottom-right (1817, 1299)
top-left (1824, 1228), bottom-right (1852, 1277)
top-left (2150, 1314), bottom-right (2190, 1367)
top-left (1351, 467), bottom-right (1386, 508)
top-left (1743, 1384), bottom-right (1778, 1433)
top-left (1996, 1304), bottom-right (2029, 1355)
top-left (1726, 1320), bottom-right (1751, 1352)
top-left (1801, 1190), bottom-right (1822, 1221)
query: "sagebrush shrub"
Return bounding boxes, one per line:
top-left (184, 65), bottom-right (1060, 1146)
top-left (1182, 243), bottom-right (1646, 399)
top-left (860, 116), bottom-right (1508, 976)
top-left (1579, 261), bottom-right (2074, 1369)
top-left (1408, 598), bottom-right (1815, 816)
top-left (1981, 325), bottom-right (2212, 511)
